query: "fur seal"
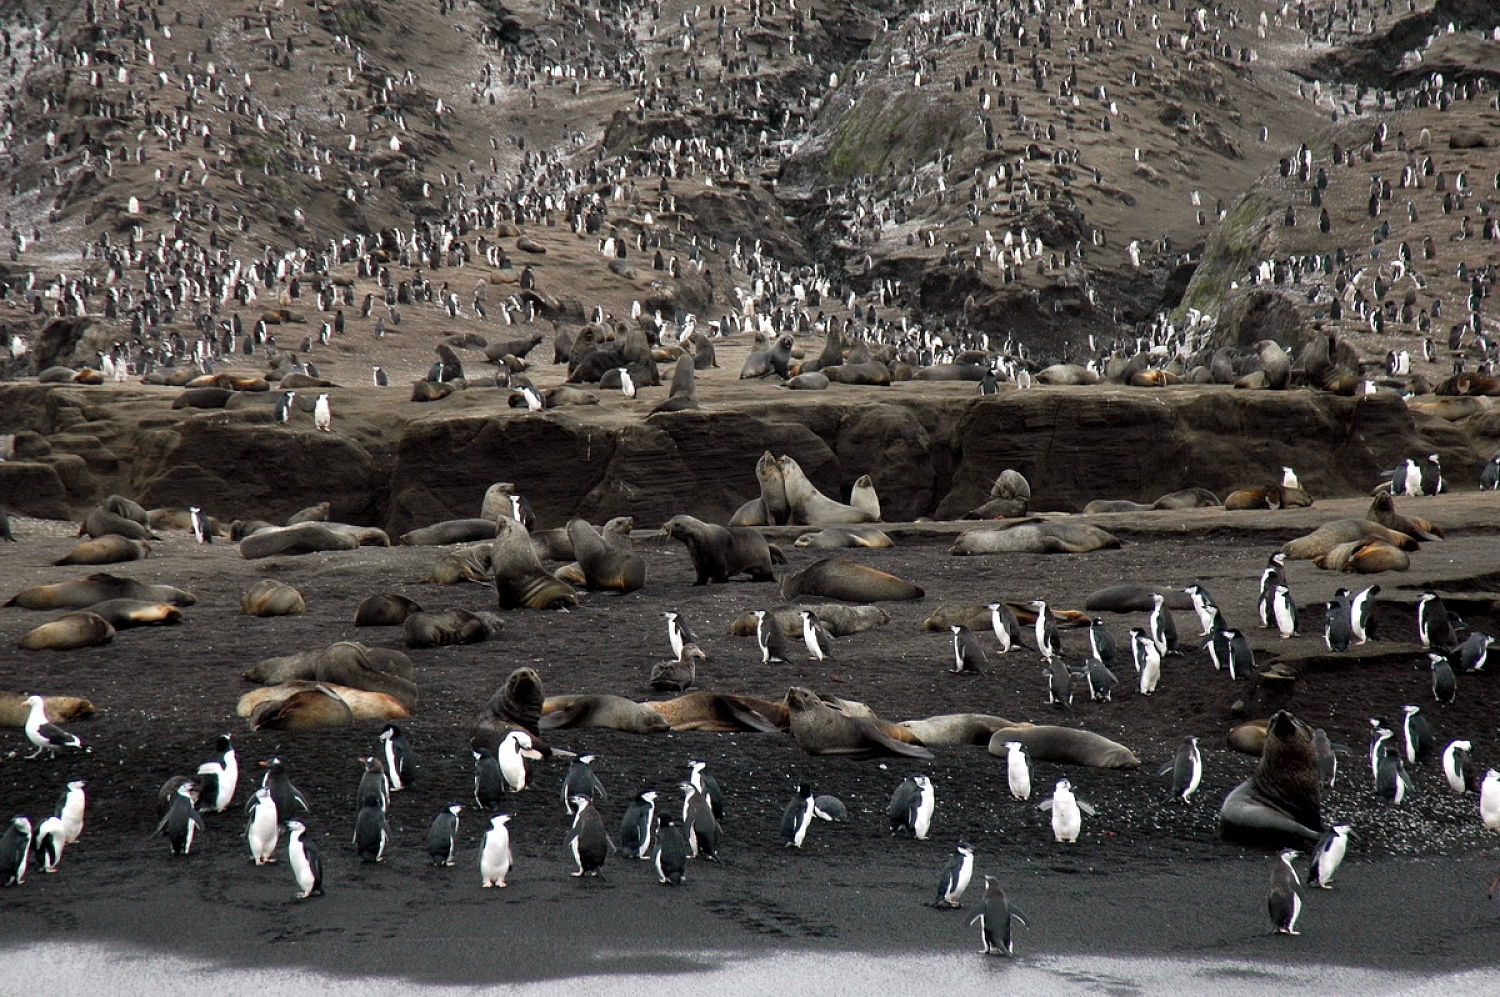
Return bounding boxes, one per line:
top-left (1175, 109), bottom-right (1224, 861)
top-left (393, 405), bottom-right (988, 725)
top-left (491, 517), bottom-right (579, 609)
top-left (848, 475), bottom-right (881, 519)
top-left (286, 502), bottom-right (332, 525)
top-left (1035, 364), bottom-right (1100, 385)
top-left (1281, 520), bottom-right (1418, 560)
top-left (540, 694), bottom-right (669, 734)
top-left (967, 470), bottom-right (1032, 519)
top-left (649, 354), bottom-right (700, 414)
top-left (423, 544), bottom-right (493, 585)
top-left (353, 593), bottom-right (424, 626)
top-left (984, 725), bottom-right (1141, 769)
top-left (148, 508), bottom-right (225, 535)
top-left (239, 522), bottom-right (358, 559)
top-left (729, 452), bottom-right (791, 527)
top-left (784, 371), bottom-right (830, 390)
top-left (237, 682), bottom-right (409, 725)
top-left (661, 515), bottom-right (779, 584)
top-left (321, 523), bottom-right (391, 547)
top-left (1224, 484), bottom-right (1314, 510)
top-left (730, 604), bottom-right (891, 638)
top-left (6, 573), bottom-right (196, 610)
top-left (899, 714), bottom-right (1013, 746)
top-left (950, 518), bottom-right (1121, 555)
top-left (779, 557), bottom-right (924, 602)
top-left (400, 519), bottom-right (499, 546)
top-left (1151, 487), bottom-right (1221, 510)
top-left (1366, 493), bottom-right (1442, 541)
top-left (1082, 500), bottom-right (1153, 514)
top-left (778, 455), bottom-right (877, 526)
top-left (241, 579), bottom-right (307, 617)
top-left (471, 668), bottom-right (548, 751)
top-left (54, 535), bottom-right (151, 566)
top-left (1219, 710), bottom-right (1324, 846)
top-left (480, 483), bottom-right (533, 527)
top-left (244, 642), bottom-right (417, 708)
top-left (244, 684), bottom-right (355, 731)
top-left (82, 599), bottom-right (182, 629)
top-left (19, 612), bottom-right (116, 651)
top-left (1227, 720), bottom-right (1270, 755)
top-left (641, 692), bottom-right (789, 732)
top-left (566, 518), bottom-right (646, 593)
top-left (1083, 585), bottom-right (1195, 613)
top-left (79, 506), bottom-right (156, 542)
top-left (922, 603), bottom-right (1091, 631)
top-left (0, 692), bottom-right (95, 727)
top-left (784, 686), bottom-right (934, 760)
top-left (404, 609), bottom-right (503, 648)
top-left (1312, 539), bottom-right (1410, 573)
top-left (793, 526), bottom-right (894, 549)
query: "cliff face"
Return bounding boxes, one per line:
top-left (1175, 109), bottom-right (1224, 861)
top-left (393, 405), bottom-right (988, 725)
top-left (0, 384), bottom-right (1439, 531)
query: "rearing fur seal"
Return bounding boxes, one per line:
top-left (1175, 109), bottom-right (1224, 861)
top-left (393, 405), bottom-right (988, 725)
top-left (491, 517), bottom-right (579, 610)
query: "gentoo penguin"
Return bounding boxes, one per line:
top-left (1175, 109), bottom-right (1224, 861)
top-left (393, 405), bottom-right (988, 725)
top-left (1442, 741), bottom-right (1473, 794)
top-left (56, 780), bottom-right (86, 843)
top-left (1072, 656), bottom-right (1118, 702)
top-left (987, 602), bottom-right (1024, 653)
top-left (681, 781), bottom-right (721, 860)
top-left (353, 791), bottom-right (390, 863)
top-left (274, 390), bottom-right (295, 423)
top-left (496, 730), bottom-right (542, 792)
top-left (1257, 552), bottom-right (1287, 628)
top-left (427, 804), bottom-right (462, 867)
top-left (1029, 599), bottom-right (1060, 661)
top-left (1416, 591), bottom-right (1458, 650)
top-left (357, 757), bottom-right (390, 812)
top-left (377, 724), bottom-right (415, 792)
top-left (1482, 453), bottom-right (1500, 491)
top-left (1271, 585), bottom-right (1298, 639)
top-left (931, 841), bottom-right (976, 908)
top-left (888, 774), bottom-right (935, 840)
top-left (1376, 745), bottom-right (1415, 804)
top-left (473, 748), bottom-right (507, 810)
top-left (313, 392), bottom-right (332, 432)
top-left (562, 754), bottom-right (607, 813)
top-left (260, 757), bottom-right (309, 821)
top-left (1268, 849), bottom-right (1304, 934)
top-left (22, 695), bottom-right (85, 759)
top-left (1323, 590), bottom-right (1352, 652)
top-left (754, 609), bottom-right (790, 663)
top-left (156, 781), bottom-right (206, 856)
top-left (1149, 593), bottom-right (1179, 655)
top-left (1044, 657), bottom-right (1073, 707)
top-left (246, 787), bottom-right (280, 865)
top-left (652, 819), bottom-right (690, 885)
top-left (685, 760), bottom-right (725, 823)
top-left (1430, 652), bottom-right (1458, 705)
top-left (33, 815), bottom-right (65, 873)
top-left (1308, 825), bottom-right (1352, 889)
top-left (1183, 584), bottom-right (1221, 636)
top-left (969, 875), bottom-right (1029, 955)
top-left (662, 610), bottom-right (697, 660)
top-left (285, 820), bottom-right (324, 898)
top-left (949, 625), bottom-right (987, 674)
top-left (0, 817), bottom-right (33, 886)
top-left (1087, 617), bottom-right (1117, 667)
top-left (1004, 741), bottom-right (1033, 801)
top-left (1348, 585), bottom-right (1380, 644)
top-left (617, 367), bottom-right (636, 399)
top-left (190, 505), bottom-right (212, 544)
top-left (1400, 704), bottom-right (1435, 765)
top-left (1456, 631), bottom-right (1495, 672)
top-left (1481, 769), bottom-right (1500, 830)
top-left (479, 814), bottom-right (513, 887)
top-left (782, 784), bottom-right (818, 848)
top-left (1038, 779), bottom-right (1095, 843)
top-left (564, 797), bottom-right (609, 877)
top-left (195, 735), bottom-right (238, 813)
top-left (1130, 628), bottom-right (1162, 695)
top-left (1312, 729), bottom-right (1342, 788)
top-left (799, 609), bottom-right (836, 662)
top-left (1160, 736), bottom-right (1203, 803)
top-left (620, 789), bottom-right (658, 859)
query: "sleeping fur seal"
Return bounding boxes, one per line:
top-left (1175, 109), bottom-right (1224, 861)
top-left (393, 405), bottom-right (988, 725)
top-left (18, 611), bottom-right (115, 651)
top-left (950, 518), bottom-right (1121, 555)
top-left (779, 557), bottom-right (924, 602)
top-left (404, 609), bottom-right (503, 648)
top-left (793, 526), bottom-right (894, 549)
top-left (239, 522), bottom-right (358, 559)
top-left (353, 593), bottom-right (424, 626)
top-left (566, 517), bottom-right (646, 593)
top-left (661, 515), bottom-right (779, 584)
top-left (6, 573), bottom-right (196, 610)
top-left (1219, 710), bottom-right (1324, 846)
top-left (237, 682), bottom-right (409, 724)
top-left (730, 604), bottom-right (890, 638)
top-left (784, 686), bottom-right (934, 760)
top-left (778, 455), bottom-right (877, 526)
top-left (400, 519), bottom-right (500, 546)
top-left (0, 691), bottom-right (95, 727)
top-left (1281, 519), bottom-right (1418, 560)
top-left (984, 724), bottom-right (1140, 769)
top-left (243, 642), bottom-right (418, 708)
top-left (900, 714), bottom-right (1013, 747)
top-left (82, 599), bottom-right (183, 629)
top-left (241, 579), bottom-right (307, 616)
top-left (54, 535), bottom-right (151, 566)
top-left (1083, 585), bottom-right (1195, 613)
top-left (642, 692), bottom-right (789, 732)
top-left (491, 516), bottom-right (579, 610)
top-left (540, 694), bottom-right (670, 734)
top-left (1312, 539), bottom-right (1410, 573)
top-left (244, 684), bottom-right (355, 731)
top-left (423, 544), bottom-right (493, 584)
top-left (1082, 499), bottom-right (1153, 514)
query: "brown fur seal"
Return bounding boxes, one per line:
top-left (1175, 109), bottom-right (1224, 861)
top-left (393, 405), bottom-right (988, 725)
top-left (779, 557), bottom-right (924, 602)
top-left (82, 599), bottom-right (182, 629)
top-left (19, 611), bottom-right (116, 651)
top-left (984, 724), bottom-right (1141, 768)
top-left (849, 475), bottom-right (881, 520)
top-left (244, 642), bottom-right (417, 708)
top-left (471, 668), bottom-right (549, 752)
top-left (245, 684), bottom-right (355, 731)
top-left (239, 522), bottom-right (358, 559)
top-left (321, 524), bottom-right (391, 547)
top-left (784, 687), bottom-right (933, 759)
top-left (922, 603), bottom-right (1092, 631)
top-left (1083, 585), bottom-right (1196, 613)
top-left (1082, 500), bottom-right (1153, 514)
top-left (286, 502), bottom-right (332, 524)
top-left (491, 517), bottom-right (579, 609)
top-left (6, 573), bottom-right (196, 610)
top-left (237, 681), bottom-right (409, 724)
top-left (423, 544), bottom-right (493, 584)
top-left (777, 455), bottom-right (877, 526)
top-left (729, 452), bottom-right (792, 527)
top-left (353, 593), bottom-right (424, 626)
top-left (567, 518), bottom-right (646, 593)
top-left (530, 529), bottom-right (575, 562)
top-left (730, 605), bottom-right (890, 638)
top-left (1312, 539), bottom-right (1410, 573)
top-left (642, 692), bottom-right (789, 732)
top-left (241, 579), bottom-right (307, 616)
top-left (1219, 710), bottom-right (1324, 846)
top-left (480, 483), bottom-right (529, 524)
top-left (147, 508), bottom-right (225, 535)
top-left (1035, 364), bottom-right (1100, 385)
top-left (1366, 492), bottom-right (1443, 541)
top-left (1227, 719), bottom-right (1270, 756)
top-left (793, 526), bottom-right (894, 549)
top-left (661, 515), bottom-right (779, 584)
top-left (899, 714), bottom-right (1013, 746)
top-left (79, 506), bottom-right (157, 542)
top-left (967, 469), bottom-right (1032, 519)
top-left (400, 519), bottom-right (499, 546)
top-left (540, 694), bottom-right (669, 734)
top-left (54, 535), bottom-right (151, 566)
top-left (1151, 487), bottom-right (1221, 510)
top-left (404, 609), bottom-right (503, 648)
top-left (0, 691), bottom-right (95, 727)
top-left (950, 518), bottom-right (1121, 555)
top-left (1281, 520), bottom-right (1418, 560)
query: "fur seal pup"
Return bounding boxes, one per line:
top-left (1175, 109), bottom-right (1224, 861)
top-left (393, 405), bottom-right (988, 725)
top-left (950, 518), bottom-right (1121, 555)
top-left (540, 695), bottom-right (669, 734)
top-left (661, 515), bottom-right (779, 584)
top-left (353, 594), bottom-right (424, 626)
top-left (566, 518), bottom-right (646, 593)
top-left (899, 714), bottom-right (1014, 746)
top-left (18, 612), bottom-right (115, 651)
top-left (0, 692), bottom-right (95, 727)
top-left (239, 522), bottom-right (358, 559)
top-left (784, 686), bottom-right (934, 760)
top-left (779, 557), bottom-right (924, 602)
top-left (1281, 520), bottom-right (1418, 560)
top-left (728, 452), bottom-right (791, 527)
top-left (642, 692), bottom-right (789, 732)
top-left (793, 526), bottom-right (894, 549)
top-left (1366, 493), bottom-right (1442, 541)
top-left (730, 605), bottom-right (890, 637)
top-left (404, 609), bottom-right (503, 648)
top-left (81, 599), bottom-right (182, 629)
top-left (1220, 710), bottom-right (1325, 846)
top-left (777, 455), bottom-right (877, 525)
top-left (471, 668), bottom-right (549, 752)
top-left (241, 579), bottom-right (306, 616)
top-left (967, 470), bottom-right (1032, 519)
top-left (400, 519), bottom-right (500, 546)
top-left (491, 517), bottom-right (579, 610)
top-left (237, 682), bottom-right (409, 723)
top-left (245, 684), bottom-right (356, 731)
top-left (784, 371), bottom-right (830, 390)
top-left (7, 573), bottom-right (196, 610)
top-left (984, 725), bottom-right (1141, 769)
top-left (54, 535), bottom-right (151, 566)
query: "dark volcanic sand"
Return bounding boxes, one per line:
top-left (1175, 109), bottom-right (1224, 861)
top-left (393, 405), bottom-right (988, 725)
top-left (3, 496), bottom-right (1500, 984)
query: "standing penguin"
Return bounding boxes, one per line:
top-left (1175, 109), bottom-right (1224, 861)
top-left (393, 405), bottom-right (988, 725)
top-left (1369, 723), bottom-right (1395, 783)
top-left (969, 876), bottom-right (1029, 956)
top-left (156, 781), bottom-right (206, 856)
top-left (1400, 704), bottom-right (1435, 765)
top-left (1149, 593), bottom-right (1179, 655)
top-left (1257, 553), bottom-right (1288, 628)
top-left (1224, 628), bottom-right (1254, 680)
top-left (1268, 849), bottom-right (1304, 934)
top-left (1307, 825), bottom-right (1352, 889)
top-left (377, 724), bottom-right (415, 793)
top-left (1312, 729), bottom-right (1342, 788)
top-left (1443, 740), bottom-right (1474, 794)
top-left (1004, 741), bottom-right (1033, 801)
top-left (932, 841), bottom-right (976, 908)
top-left (681, 782), bottom-right (721, 860)
top-left (356, 757), bottom-right (390, 813)
top-left (1073, 657), bottom-right (1119, 702)
top-left (949, 625), bottom-right (987, 674)
top-left (1043, 657), bottom-right (1073, 707)
top-left (799, 609), bottom-right (836, 662)
top-left (564, 797), bottom-right (610, 877)
top-left (652, 818), bottom-right (690, 885)
top-left (56, 780), bottom-right (86, 842)
top-left (987, 602), bottom-right (1024, 653)
top-left (1183, 584), bottom-right (1221, 636)
top-left (1271, 585), bottom-right (1299, 639)
top-left (662, 610), bottom-right (697, 660)
top-left (685, 760), bottom-right (725, 823)
top-left (274, 390), bottom-right (296, 424)
top-left (1349, 585), bottom-right (1380, 644)
top-left (562, 754), bottom-right (607, 814)
top-left (1482, 452), bottom-right (1500, 491)
top-left (1324, 590), bottom-right (1352, 652)
top-left (0, 817), bottom-right (34, 886)
top-left (1087, 617), bottom-right (1117, 667)
top-left (479, 814), bottom-right (513, 887)
top-left (427, 804), bottom-right (463, 867)
top-left (195, 736), bottom-right (237, 813)
top-left (1430, 652), bottom-right (1458, 705)
top-left (246, 787), bottom-right (280, 865)
top-left (313, 392), bottom-right (332, 432)
top-left (781, 784), bottom-right (818, 849)
top-left (616, 367), bottom-right (637, 399)
top-left (1481, 769), bottom-right (1500, 830)
top-left (33, 815), bottom-right (65, 873)
top-left (1416, 591), bottom-right (1458, 650)
top-left (1131, 628), bottom-right (1162, 695)
top-left (496, 730), bottom-right (542, 792)
top-left (1038, 779), bottom-right (1095, 843)
top-left (754, 609), bottom-right (790, 663)
top-left (259, 758), bottom-right (309, 821)
top-left (353, 791), bottom-right (390, 863)
top-left (285, 820), bottom-right (324, 898)
top-left (474, 748), bottom-right (507, 810)
top-left (1160, 736), bottom-right (1203, 803)
top-left (1376, 745), bottom-right (1415, 804)
top-left (190, 505), bottom-right (213, 544)
top-left (1029, 599), bottom-right (1060, 661)
top-left (888, 774), bottom-right (935, 840)
top-left (620, 790), bottom-right (658, 859)
top-left (1456, 631), bottom-right (1495, 672)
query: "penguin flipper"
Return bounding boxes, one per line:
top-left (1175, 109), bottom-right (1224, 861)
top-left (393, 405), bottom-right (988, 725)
top-left (1076, 799), bottom-right (1098, 816)
top-left (1036, 800), bottom-right (1055, 812)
